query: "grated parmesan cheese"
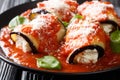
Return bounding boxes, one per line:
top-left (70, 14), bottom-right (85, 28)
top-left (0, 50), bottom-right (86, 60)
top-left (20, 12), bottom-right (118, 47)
top-left (37, 0), bottom-right (78, 22)
top-left (30, 15), bottom-right (48, 30)
top-left (39, 0), bottom-right (70, 17)
top-left (65, 18), bottom-right (98, 52)
top-left (77, 1), bottom-right (114, 21)
top-left (67, 19), bottom-right (95, 39)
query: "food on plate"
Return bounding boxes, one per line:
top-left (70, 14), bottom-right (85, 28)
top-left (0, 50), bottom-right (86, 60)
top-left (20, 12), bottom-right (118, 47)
top-left (37, 55), bottom-right (61, 70)
top-left (77, 1), bottom-right (120, 35)
top-left (65, 18), bottom-right (106, 64)
top-left (110, 30), bottom-right (120, 53)
top-left (0, 0), bottom-right (120, 72)
top-left (10, 14), bottom-right (65, 53)
top-left (37, 0), bottom-right (78, 22)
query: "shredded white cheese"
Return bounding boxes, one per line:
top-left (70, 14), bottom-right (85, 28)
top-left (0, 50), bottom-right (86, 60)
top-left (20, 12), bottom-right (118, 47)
top-left (77, 1), bottom-right (114, 21)
top-left (38, 0), bottom-right (76, 20)
top-left (16, 35), bottom-right (31, 53)
top-left (65, 19), bottom-right (97, 51)
top-left (74, 49), bottom-right (98, 64)
top-left (67, 19), bottom-right (95, 39)
top-left (45, 0), bottom-right (69, 11)
top-left (30, 15), bottom-right (48, 30)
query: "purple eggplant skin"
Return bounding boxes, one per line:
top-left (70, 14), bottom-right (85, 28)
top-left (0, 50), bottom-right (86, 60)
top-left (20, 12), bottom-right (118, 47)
top-left (36, 9), bottom-right (49, 14)
top-left (100, 20), bottom-right (120, 33)
top-left (67, 45), bottom-right (104, 64)
top-left (10, 32), bottom-right (38, 54)
top-left (32, 8), bottom-right (50, 14)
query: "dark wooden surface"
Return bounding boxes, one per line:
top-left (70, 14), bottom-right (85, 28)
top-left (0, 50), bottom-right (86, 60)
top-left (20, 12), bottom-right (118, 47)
top-left (0, 0), bottom-right (41, 13)
top-left (0, 0), bottom-right (33, 14)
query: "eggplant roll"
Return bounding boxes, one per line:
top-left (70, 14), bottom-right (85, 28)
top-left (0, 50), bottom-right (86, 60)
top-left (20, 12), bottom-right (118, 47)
top-left (21, 8), bottom-right (49, 20)
top-left (37, 0), bottom-right (78, 22)
top-left (65, 18), bottom-right (107, 64)
top-left (10, 14), bottom-right (65, 53)
top-left (77, 1), bottom-right (120, 35)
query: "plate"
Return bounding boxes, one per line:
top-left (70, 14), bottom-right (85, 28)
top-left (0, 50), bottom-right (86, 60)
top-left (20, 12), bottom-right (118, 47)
top-left (0, 1), bottom-right (120, 80)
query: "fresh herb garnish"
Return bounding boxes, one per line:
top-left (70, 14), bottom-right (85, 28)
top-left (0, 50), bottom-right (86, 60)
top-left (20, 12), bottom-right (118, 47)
top-left (110, 30), bottom-right (120, 53)
top-left (70, 14), bottom-right (83, 22)
top-left (62, 21), bottom-right (69, 27)
top-left (8, 16), bottom-right (29, 30)
top-left (37, 56), bottom-right (61, 70)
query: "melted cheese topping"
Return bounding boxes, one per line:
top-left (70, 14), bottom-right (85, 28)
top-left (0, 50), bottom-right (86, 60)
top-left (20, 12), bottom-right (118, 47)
top-left (67, 19), bottom-right (97, 39)
top-left (77, 1), bottom-right (114, 21)
top-left (67, 20), bottom-right (95, 38)
top-left (12, 14), bottom-right (65, 53)
top-left (37, 0), bottom-right (78, 22)
top-left (65, 19), bottom-right (97, 50)
top-left (30, 15), bottom-right (48, 30)
top-left (38, 0), bottom-right (69, 17)
top-left (43, 0), bottom-right (69, 11)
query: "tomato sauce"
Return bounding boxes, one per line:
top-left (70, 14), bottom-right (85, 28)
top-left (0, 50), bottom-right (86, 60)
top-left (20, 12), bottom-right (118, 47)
top-left (1, 0), bottom-right (120, 73)
top-left (1, 27), bottom-right (120, 73)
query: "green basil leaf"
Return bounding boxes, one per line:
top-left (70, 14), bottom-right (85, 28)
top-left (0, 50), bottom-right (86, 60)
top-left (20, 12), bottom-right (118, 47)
top-left (110, 30), bottom-right (120, 53)
top-left (74, 14), bottom-right (83, 19)
top-left (8, 16), bottom-right (29, 30)
top-left (110, 42), bottom-right (120, 53)
top-left (110, 30), bottom-right (120, 43)
top-left (58, 18), bottom-right (69, 27)
top-left (62, 21), bottom-right (69, 27)
top-left (70, 14), bottom-right (83, 22)
top-left (37, 56), bottom-right (61, 70)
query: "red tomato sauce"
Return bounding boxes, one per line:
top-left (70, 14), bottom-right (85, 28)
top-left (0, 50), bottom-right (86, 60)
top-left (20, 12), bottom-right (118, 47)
top-left (1, 27), bottom-right (120, 73)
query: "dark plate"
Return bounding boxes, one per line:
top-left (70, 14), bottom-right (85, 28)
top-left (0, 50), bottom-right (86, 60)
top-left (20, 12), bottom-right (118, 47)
top-left (0, 1), bottom-right (120, 80)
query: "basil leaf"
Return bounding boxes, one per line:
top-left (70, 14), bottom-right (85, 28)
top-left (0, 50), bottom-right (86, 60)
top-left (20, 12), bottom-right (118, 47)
top-left (8, 16), bottom-right (29, 30)
top-left (74, 14), bottom-right (83, 19)
top-left (58, 18), bottom-right (69, 27)
top-left (70, 14), bottom-right (83, 22)
top-left (110, 30), bottom-right (120, 43)
top-left (110, 30), bottom-right (120, 53)
top-left (37, 56), bottom-right (61, 70)
top-left (62, 21), bottom-right (69, 27)
top-left (110, 42), bottom-right (120, 53)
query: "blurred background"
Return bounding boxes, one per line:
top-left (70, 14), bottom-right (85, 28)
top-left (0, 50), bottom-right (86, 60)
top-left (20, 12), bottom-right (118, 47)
top-left (0, 0), bottom-right (40, 14)
top-left (102, 0), bottom-right (120, 16)
top-left (0, 0), bottom-right (119, 15)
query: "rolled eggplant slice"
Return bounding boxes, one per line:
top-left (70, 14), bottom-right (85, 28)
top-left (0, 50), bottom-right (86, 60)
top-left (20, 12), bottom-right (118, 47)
top-left (21, 8), bottom-right (50, 20)
top-left (10, 32), bottom-right (38, 53)
top-left (29, 8), bottom-right (49, 20)
top-left (29, 14), bottom-right (66, 42)
top-left (64, 17), bottom-right (107, 64)
top-left (66, 45), bottom-right (104, 64)
top-left (10, 14), bottom-right (66, 54)
top-left (31, 8), bottom-right (49, 14)
top-left (37, 0), bottom-right (78, 22)
top-left (100, 20), bottom-right (120, 35)
top-left (77, 1), bottom-right (120, 25)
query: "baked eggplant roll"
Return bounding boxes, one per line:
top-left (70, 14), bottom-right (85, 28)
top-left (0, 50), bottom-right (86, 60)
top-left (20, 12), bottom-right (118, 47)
top-left (65, 18), bottom-right (107, 64)
top-left (21, 8), bottom-right (49, 20)
top-left (10, 14), bottom-right (65, 53)
top-left (37, 0), bottom-right (78, 22)
top-left (77, 1), bottom-right (120, 35)
top-left (29, 8), bottom-right (50, 20)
